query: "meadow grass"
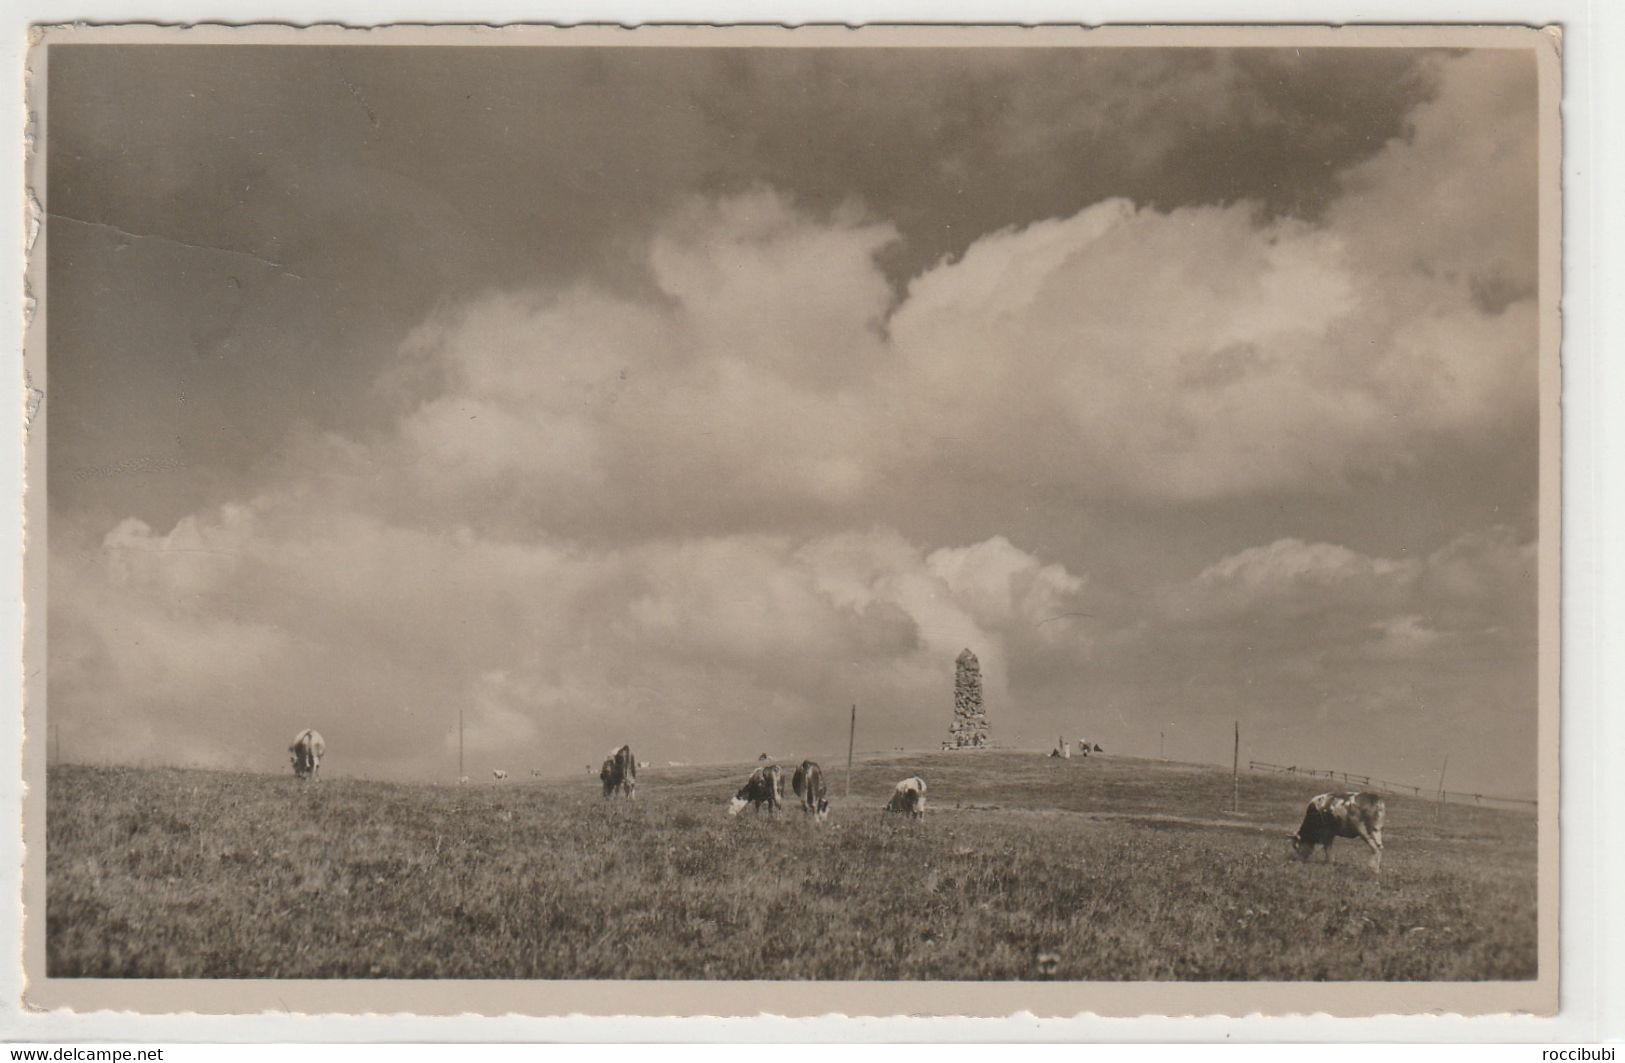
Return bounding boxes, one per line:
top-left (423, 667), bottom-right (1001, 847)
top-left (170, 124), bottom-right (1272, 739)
top-left (45, 752), bottom-right (1536, 980)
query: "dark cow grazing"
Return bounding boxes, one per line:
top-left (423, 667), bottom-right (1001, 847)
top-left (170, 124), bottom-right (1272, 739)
top-left (289, 729), bottom-right (325, 781)
top-left (884, 776), bottom-right (927, 819)
top-left (791, 760), bottom-right (830, 821)
top-left (1092, 743), bottom-right (1104, 753)
top-left (600, 744), bottom-right (637, 798)
top-left (1290, 791), bottom-right (1386, 871)
top-left (729, 763), bottom-right (784, 816)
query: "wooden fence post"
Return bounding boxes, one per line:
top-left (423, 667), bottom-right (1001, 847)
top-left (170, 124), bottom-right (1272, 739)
top-left (1231, 720), bottom-right (1239, 812)
top-left (846, 704), bottom-right (856, 798)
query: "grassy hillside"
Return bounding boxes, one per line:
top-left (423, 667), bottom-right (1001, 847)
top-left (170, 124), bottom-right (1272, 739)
top-left (45, 752), bottom-right (1537, 980)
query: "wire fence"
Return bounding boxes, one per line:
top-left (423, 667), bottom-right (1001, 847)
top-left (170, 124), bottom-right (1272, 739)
top-left (1248, 760), bottom-right (1537, 810)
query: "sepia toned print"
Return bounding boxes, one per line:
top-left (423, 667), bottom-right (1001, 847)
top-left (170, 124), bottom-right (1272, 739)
top-left (21, 23), bottom-right (1560, 1017)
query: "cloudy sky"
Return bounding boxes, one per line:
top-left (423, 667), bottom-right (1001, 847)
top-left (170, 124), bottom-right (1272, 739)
top-left (45, 42), bottom-right (1542, 795)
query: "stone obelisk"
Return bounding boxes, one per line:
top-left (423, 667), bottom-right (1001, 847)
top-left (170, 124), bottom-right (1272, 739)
top-left (949, 648), bottom-right (989, 749)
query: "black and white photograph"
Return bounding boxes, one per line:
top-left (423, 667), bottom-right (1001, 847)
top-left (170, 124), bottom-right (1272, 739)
top-left (21, 24), bottom-right (1559, 1015)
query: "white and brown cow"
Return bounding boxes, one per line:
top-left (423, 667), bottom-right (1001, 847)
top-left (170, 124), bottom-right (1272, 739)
top-left (791, 760), bottom-right (830, 821)
top-left (492, 769), bottom-right (508, 781)
top-left (884, 776), bottom-right (927, 819)
top-left (1290, 791), bottom-right (1386, 871)
top-left (600, 744), bottom-right (637, 799)
top-left (289, 729), bottom-right (325, 781)
top-left (729, 763), bottom-right (785, 816)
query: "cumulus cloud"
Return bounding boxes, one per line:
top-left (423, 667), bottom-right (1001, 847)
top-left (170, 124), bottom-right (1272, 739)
top-left (1159, 527), bottom-right (1535, 672)
top-left (1166, 538), bottom-right (1422, 622)
top-left (1332, 50), bottom-right (1538, 310)
top-left (325, 50), bottom-right (1536, 531)
top-left (879, 55), bottom-right (1537, 496)
top-left (366, 188), bottom-right (895, 536)
top-left (1363, 615), bottom-right (1444, 661)
top-left (50, 497), bottom-right (1089, 777)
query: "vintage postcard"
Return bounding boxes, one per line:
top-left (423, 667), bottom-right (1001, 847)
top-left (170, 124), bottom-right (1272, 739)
top-left (18, 22), bottom-right (1561, 1020)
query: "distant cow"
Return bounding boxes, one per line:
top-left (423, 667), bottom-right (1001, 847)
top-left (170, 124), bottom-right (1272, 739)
top-left (1290, 792), bottom-right (1386, 871)
top-left (791, 760), bottom-right (830, 821)
top-left (458, 775), bottom-right (470, 785)
top-left (492, 769), bottom-right (508, 781)
top-left (884, 776), bottom-right (927, 819)
top-left (1092, 743), bottom-right (1104, 753)
top-left (289, 729), bottom-right (325, 781)
top-left (600, 744), bottom-right (637, 798)
top-left (530, 768), bottom-right (545, 778)
top-left (729, 763), bottom-right (785, 816)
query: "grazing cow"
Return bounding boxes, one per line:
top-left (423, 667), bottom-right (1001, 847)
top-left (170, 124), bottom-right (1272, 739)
top-left (492, 769), bottom-right (508, 781)
top-left (530, 768), bottom-right (545, 778)
top-left (289, 729), bottom-right (325, 781)
top-left (791, 760), bottom-right (830, 821)
top-left (884, 776), bottom-right (927, 819)
top-left (729, 763), bottom-right (785, 816)
top-left (1092, 743), bottom-right (1104, 753)
top-left (600, 744), bottom-right (637, 798)
top-left (458, 775), bottom-right (470, 785)
top-left (1290, 791), bottom-right (1386, 871)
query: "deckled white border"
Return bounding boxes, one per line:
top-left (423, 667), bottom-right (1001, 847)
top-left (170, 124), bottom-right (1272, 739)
top-left (2, 0), bottom-right (1620, 1044)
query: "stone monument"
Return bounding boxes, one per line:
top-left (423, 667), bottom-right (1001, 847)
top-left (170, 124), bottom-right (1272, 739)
top-left (947, 647), bottom-right (989, 749)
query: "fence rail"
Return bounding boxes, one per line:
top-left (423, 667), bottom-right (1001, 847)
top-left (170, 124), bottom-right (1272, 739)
top-left (1248, 760), bottom-right (1537, 810)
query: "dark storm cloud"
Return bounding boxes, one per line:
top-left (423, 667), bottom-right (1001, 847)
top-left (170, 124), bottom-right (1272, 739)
top-left (46, 45), bottom-right (1437, 533)
top-left (692, 48), bottom-right (1435, 274)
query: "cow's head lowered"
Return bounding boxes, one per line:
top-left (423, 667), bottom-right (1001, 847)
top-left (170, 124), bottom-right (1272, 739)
top-left (884, 777), bottom-right (927, 819)
top-left (288, 729), bottom-right (325, 781)
top-left (1287, 829), bottom-right (1313, 861)
top-left (729, 765), bottom-right (781, 815)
